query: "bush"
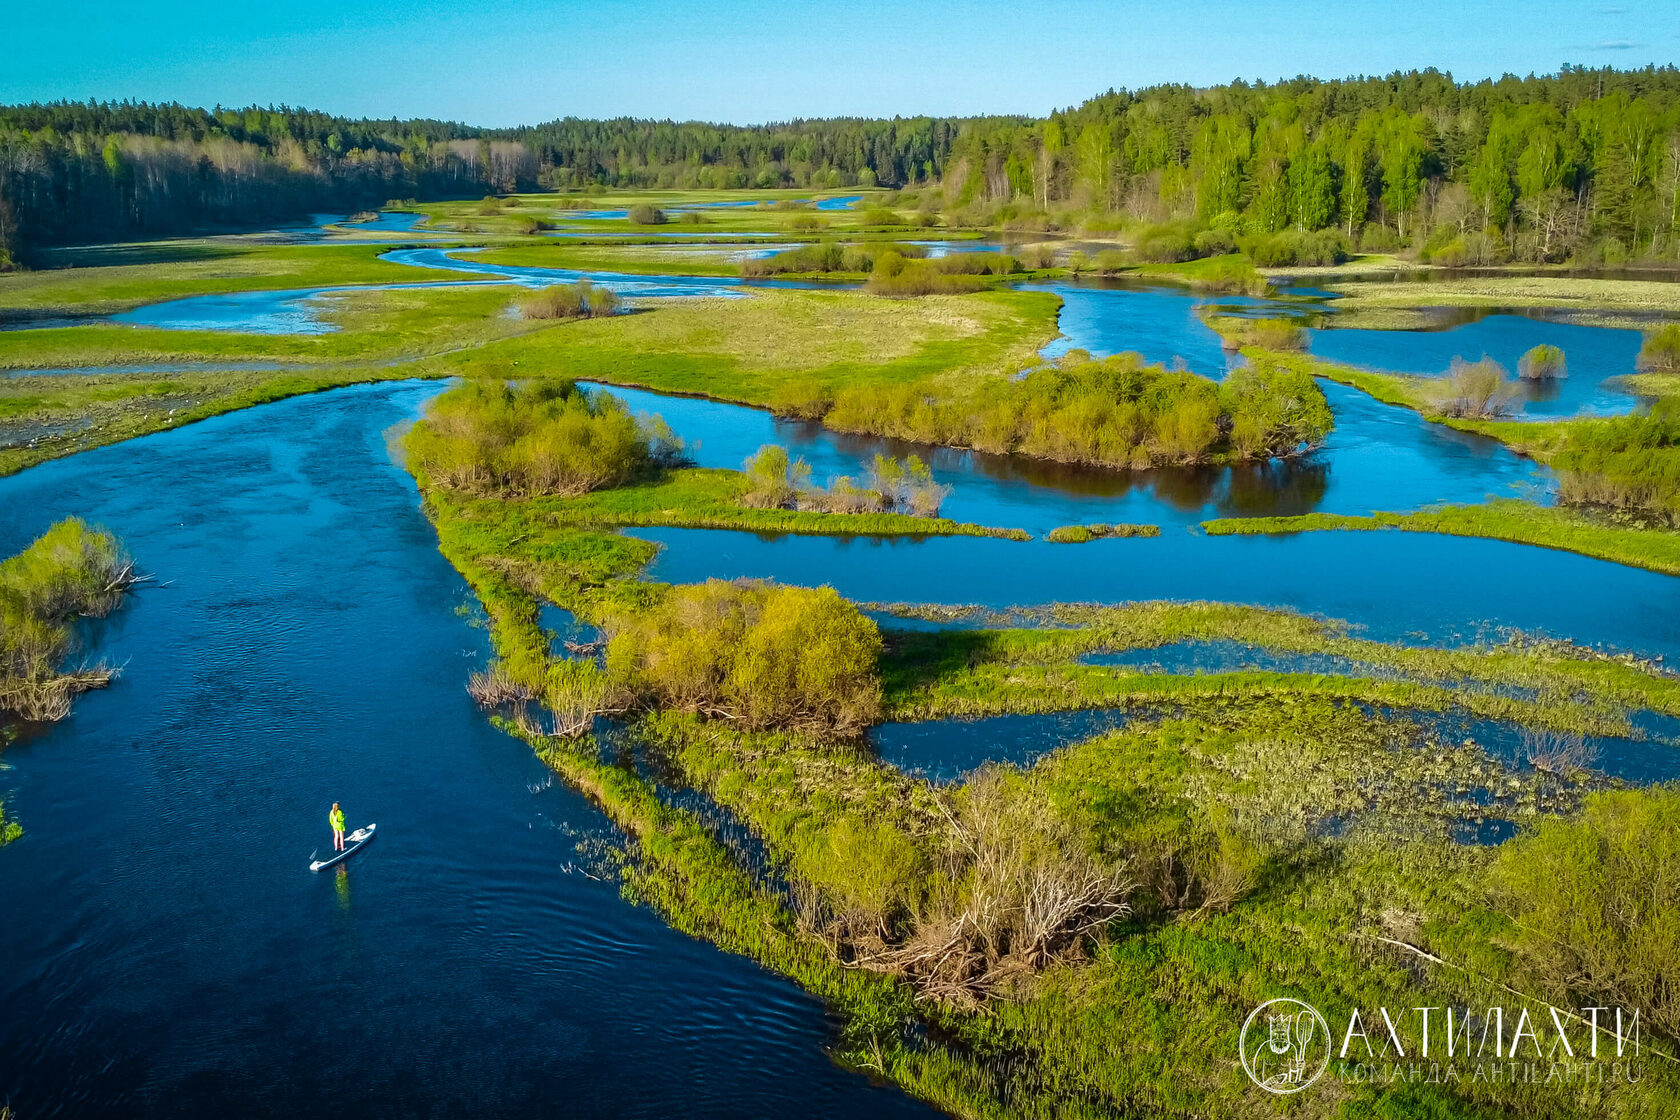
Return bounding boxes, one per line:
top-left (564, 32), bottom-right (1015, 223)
top-left (1, 518), bottom-right (136, 721)
top-left (861, 250), bottom-right (1005, 297)
top-left (605, 579), bottom-right (883, 733)
top-left (740, 444), bottom-right (811, 508)
top-left (1489, 787), bottom-right (1680, 1038)
top-left (1240, 229), bottom-right (1351, 268)
top-left (823, 351), bottom-right (1331, 469)
top-left (1437, 356), bottom-right (1520, 419)
top-left (1518, 344), bottom-right (1568, 380)
top-left (519, 280), bottom-right (622, 320)
top-left (857, 207), bottom-right (903, 226)
top-left (626, 204), bottom-right (667, 225)
top-left (741, 445), bottom-right (948, 517)
top-left (1130, 222), bottom-right (1198, 263)
top-left (1192, 228), bottom-right (1238, 256)
top-left (405, 379), bottom-right (681, 497)
top-left (1638, 323), bottom-right (1680, 373)
top-left (1551, 398), bottom-right (1680, 523)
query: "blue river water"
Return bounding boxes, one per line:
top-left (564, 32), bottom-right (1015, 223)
top-left (0, 382), bottom-right (931, 1120)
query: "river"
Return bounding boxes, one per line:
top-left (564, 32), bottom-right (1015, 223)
top-left (0, 382), bottom-right (931, 1120)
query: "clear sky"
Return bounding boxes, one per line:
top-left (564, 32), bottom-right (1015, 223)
top-left (9, 0), bottom-right (1680, 126)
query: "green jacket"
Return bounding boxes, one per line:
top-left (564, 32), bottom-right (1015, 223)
top-left (330, 808), bottom-right (345, 832)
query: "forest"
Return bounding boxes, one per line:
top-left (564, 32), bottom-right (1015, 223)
top-left (4, 65), bottom-right (1680, 264)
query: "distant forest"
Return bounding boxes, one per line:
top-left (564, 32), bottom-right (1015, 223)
top-left (3, 65), bottom-right (1679, 265)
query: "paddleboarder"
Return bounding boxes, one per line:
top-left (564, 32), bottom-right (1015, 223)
top-left (329, 802), bottom-right (346, 852)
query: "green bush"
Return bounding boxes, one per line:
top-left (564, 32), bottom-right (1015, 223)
top-left (1638, 323), bottom-right (1680, 373)
top-left (626, 204), bottom-right (667, 225)
top-left (1489, 786), bottom-right (1680, 1038)
top-left (519, 280), bottom-right (622, 320)
top-left (1240, 228), bottom-right (1351, 267)
top-left (405, 379), bottom-right (682, 497)
top-left (1130, 222), bottom-right (1198, 263)
top-left (1518, 343), bottom-right (1567, 380)
top-left (1437, 356), bottom-right (1520, 419)
top-left (1551, 399), bottom-right (1680, 524)
top-left (1, 518), bottom-right (135, 721)
top-left (823, 351), bottom-right (1331, 469)
top-left (605, 579), bottom-right (883, 733)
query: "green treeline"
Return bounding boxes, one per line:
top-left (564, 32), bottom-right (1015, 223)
top-left (0, 100), bottom-right (992, 256)
top-left (11, 66), bottom-right (1680, 262)
top-left (948, 65), bottom-right (1680, 263)
top-left (783, 350), bottom-right (1333, 469)
top-left (1, 517), bottom-right (136, 721)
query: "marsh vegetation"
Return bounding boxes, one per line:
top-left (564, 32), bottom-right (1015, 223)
top-left (1, 517), bottom-right (138, 721)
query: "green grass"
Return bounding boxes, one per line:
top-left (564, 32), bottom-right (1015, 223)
top-left (1322, 272), bottom-right (1680, 327)
top-left (879, 598), bottom-right (1680, 724)
top-left (1044, 522), bottom-right (1160, 543)
top-left (0, 243), bottom-right (474, 315)
top-left (528, 467), bottom-right (1030, 540)
top-left (0, 367), bottom-right (443, 476)
top-left (0, 283), bottom-right (535, 370)
top-left (1202, 501), bottom-right (1680, 577)
top-left (409, 286), bottom-right (1063, 405)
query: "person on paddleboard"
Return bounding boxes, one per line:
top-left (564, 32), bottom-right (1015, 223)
top-left (329, 802), bottom-right (346, 851)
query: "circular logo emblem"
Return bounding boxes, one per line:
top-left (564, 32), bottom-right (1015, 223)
top-left (1239, 998), bottom-right (1331, 1094)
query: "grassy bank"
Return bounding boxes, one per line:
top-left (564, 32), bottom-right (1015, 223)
top-left (1322, 273), bottom-right (1680, 328)
top-left (1202, 500), bottom-right (1680, 576)
top-left (0, 242), bottom-right (474, 316)
top-left (410, 286), bottom-right (1063, 405)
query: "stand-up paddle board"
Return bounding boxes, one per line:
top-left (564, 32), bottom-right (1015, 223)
top-left (310, 823), bottom-right (376, 872)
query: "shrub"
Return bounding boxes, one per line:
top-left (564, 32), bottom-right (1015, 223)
top-left (861, 250), bottom-right (1004, 297)
top-left (768, 381), bottom-right (834, 420)
top-left (1638, 323), bottom-right (1680, 372)
top-left (740, 444), bottom-right (811, 508)
top-left (1518, 344), bottom-right (1568, 380)
top-left (857, 207), bottom-right (903, 226)
top-left (1192, 228), bottom-right (1238, 256)
top-left (741, 445), bottom-right (947, 517)
top-left (605, 579), bottom-right (883, 733)
top-left (519, 280), bottom-right (621, 320)
top-left (677, 210), bottom-right (709, 225)
top-left (1489, 787), bottom-right (1680, 1038)
top-left (1437, 356), bottom-right (1520, 419)
top-left (1, 518), bottom-right (136, 721)
top-left (1551, 399), bottom-right (1680, 523)
top-left (626, 204), bottom-right (667, 225)
top-left (1240, 229), bottom-right (1351, 267)
top-left (405, 379), bottom-right (680, 497)
top-left (1130, 222), bottom-right (1198, 263)
top-left (822, 351), bottom-right (1331, 469)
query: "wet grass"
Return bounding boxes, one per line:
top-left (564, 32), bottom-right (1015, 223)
top-left (0, 367), bottom-right (445, 476)
top-left (1203, 500), bottom-right (1680, 577)
top-left (879, 599), bottom-right (1680, 726)
top-left (409, 287), bottom-right (1063, 405)
top-left (526, 467), bottom-right (1030, 540)
top-left (1044, 522), bottom-right (1160, 543)
top-left (0, 243), bottom-right (472, 315)
top-left (0, 283), bottom-right (533, 370)
top-left (1322, 273), bottom-right (1680, 328)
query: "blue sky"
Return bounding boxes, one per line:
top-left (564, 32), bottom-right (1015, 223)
top-left (9, 0), bottom-right (1680, 126)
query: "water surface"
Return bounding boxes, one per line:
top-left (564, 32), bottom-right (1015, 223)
top-left (0, 381), bottom-right (931, 1120)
